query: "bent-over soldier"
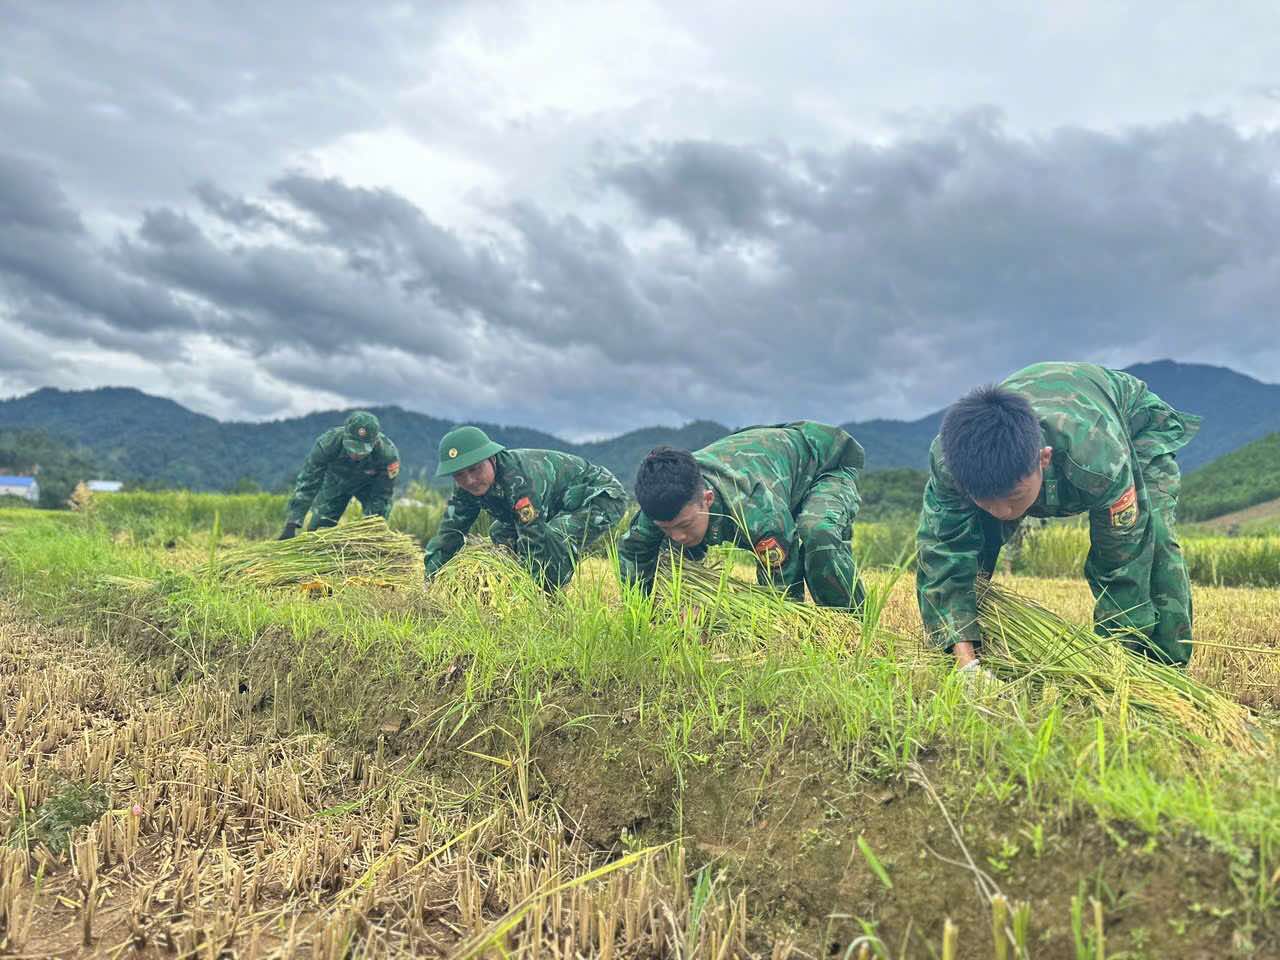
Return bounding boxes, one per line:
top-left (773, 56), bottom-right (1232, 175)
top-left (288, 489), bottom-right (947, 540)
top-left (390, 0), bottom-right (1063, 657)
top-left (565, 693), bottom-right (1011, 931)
top-left (279, 411), bottom-right (400, 539)
top-left (618, 421), bottom-right (866, 609)
top-left (916, 362), bottom-right (1200, 670)
top-left (424, 426), bottom-right (627, 590)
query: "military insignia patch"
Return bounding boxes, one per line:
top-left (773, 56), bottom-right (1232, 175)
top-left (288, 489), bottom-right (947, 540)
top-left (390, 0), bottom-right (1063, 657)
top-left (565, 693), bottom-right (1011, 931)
top-left (387, 461), bottom-right (400, 479)
top-left (514, 496), bottom-right (538, 525)
top-left (448, 448), bottom-right (458, 459)
top-left (754, 536), bottom-right (787, 568)
top-left (1108, 485), bottom-right (1138, 527)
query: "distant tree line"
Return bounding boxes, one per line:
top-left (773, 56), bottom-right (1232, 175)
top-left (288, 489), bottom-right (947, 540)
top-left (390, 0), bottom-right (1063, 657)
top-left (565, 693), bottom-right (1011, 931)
top-left (0, 429), bottom-right (100, 509)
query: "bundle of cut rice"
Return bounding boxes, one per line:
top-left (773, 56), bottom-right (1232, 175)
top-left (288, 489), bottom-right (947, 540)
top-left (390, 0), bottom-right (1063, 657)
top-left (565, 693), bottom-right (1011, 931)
top-left (650, 552), bottom-right (902, 658)
top-left (978, 582), bottom-right (1264, 756)
top-left (425, 540), bottom-right (546, 611)
top-left (199, 516), bottom-right (420, 590)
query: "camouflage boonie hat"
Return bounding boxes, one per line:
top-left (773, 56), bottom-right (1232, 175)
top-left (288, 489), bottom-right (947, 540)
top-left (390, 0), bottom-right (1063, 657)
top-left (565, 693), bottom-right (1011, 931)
top-left (343, 411), bottom-right (381, 456)
top-left (435, 426), bottom-right (504, 478)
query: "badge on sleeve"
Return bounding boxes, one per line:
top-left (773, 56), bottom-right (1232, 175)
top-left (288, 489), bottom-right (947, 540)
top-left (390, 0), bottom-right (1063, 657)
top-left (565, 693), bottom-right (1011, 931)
top-left (387, 461), bottom-right (400, 479)
top-left (514, 496), bottom-right (539, 524)
top-left (754, 535), bottom-right (787, 568)
top-left (1108, 485), bottom-right (1138, 527)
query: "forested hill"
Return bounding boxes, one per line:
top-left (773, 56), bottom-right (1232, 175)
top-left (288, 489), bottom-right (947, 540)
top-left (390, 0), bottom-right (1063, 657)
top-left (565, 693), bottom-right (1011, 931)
top-left (0, 386), bottom-right (732, 492)
top-left (1, 360), bottom-right (1276, 491)
top-left (1180, 432), bottom-right (1280, 522)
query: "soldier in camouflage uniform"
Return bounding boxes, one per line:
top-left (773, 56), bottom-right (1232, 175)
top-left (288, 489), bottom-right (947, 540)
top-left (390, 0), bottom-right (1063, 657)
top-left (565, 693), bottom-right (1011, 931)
top-left (618, 421), bottom-right (867, 609)
top-left (423, 426), bottom-right (627, 591)
top-left (280, 411), bottom-right (401, 538)
top-left (916, 362), bottom-right (1200, 668)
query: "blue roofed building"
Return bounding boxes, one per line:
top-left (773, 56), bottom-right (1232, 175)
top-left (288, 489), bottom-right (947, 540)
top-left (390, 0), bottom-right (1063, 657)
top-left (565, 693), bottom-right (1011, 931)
top-left (0, 476), bottom-right (39, 502)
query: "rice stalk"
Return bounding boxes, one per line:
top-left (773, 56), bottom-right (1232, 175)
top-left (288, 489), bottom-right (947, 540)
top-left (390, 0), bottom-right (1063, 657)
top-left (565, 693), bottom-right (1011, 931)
top-left (197, 517), bottom-right (420, 590)
top-left (977, 582), bottom-right (1266, 756)
top-left (651, 552), bottom-right (906, 658)
top-left (425, 540), bottom-right (546, 611)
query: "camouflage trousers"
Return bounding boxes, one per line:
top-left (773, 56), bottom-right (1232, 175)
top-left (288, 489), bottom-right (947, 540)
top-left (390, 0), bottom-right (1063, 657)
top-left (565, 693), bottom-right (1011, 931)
top-left (761, 467), bottom-right (867, 610)
top-left (304, 476), bottom-right (388, 530)
top-left (491, 492), bottom-right (628, 591)
top-left (978, 453), bottom-right (1191, 666)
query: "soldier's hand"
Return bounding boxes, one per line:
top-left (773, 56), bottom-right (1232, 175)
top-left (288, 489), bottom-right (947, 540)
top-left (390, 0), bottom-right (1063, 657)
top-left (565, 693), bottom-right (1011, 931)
top-left (278, 522), bottom-right (299, 541)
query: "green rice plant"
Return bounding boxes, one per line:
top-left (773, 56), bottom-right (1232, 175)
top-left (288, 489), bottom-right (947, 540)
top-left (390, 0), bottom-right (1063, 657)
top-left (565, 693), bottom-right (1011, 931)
top-left (1013, 523), bottom-right (1089, 578)
top-left (197, 516), bottom-right (420, 589)
top-left (977, 583), bottom-right (1264, 757)
top-left (856, 834), bottom-right (894, 890)
top-left (86, 490), bottom-right (285, 542)
top-left (649, 551), bottom-right (909, 661)
top-left (385, 482), bottom-right (489, 544)
top-left (83, 485), bottom-right (470, 547)
top-left (1183, 535), bottom-right (1280, 588)
top-left (1014, 523), bottom-right (1280, 587)
top-left (853, 521), bottom-right (917, 569)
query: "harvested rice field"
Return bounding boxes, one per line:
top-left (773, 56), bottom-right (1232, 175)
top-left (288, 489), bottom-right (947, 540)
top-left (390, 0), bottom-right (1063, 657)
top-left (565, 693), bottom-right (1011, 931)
top-left (2, 502), bottom-right (1279, 958)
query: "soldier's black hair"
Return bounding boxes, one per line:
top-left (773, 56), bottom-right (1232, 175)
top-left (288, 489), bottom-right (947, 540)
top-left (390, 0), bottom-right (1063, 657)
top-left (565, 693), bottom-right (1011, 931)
top-left (635, 446), bottom-right (704, 522)
top-left (941, 385), bottom-right (1042, 500)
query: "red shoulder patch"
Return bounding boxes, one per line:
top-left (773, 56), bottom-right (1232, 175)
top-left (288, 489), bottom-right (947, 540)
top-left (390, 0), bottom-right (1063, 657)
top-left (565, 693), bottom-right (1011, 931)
top-left (1108, 485), bottom-right (1138, 527)
top-left (514, 495), bottom-right (539, 525)
top-left (387, 461), bottom-right (400, 479)
top-left (754, 535), bottom-right (787, 568)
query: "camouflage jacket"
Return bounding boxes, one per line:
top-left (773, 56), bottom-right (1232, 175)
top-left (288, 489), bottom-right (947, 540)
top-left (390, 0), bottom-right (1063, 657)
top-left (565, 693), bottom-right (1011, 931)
top-left (617, 421), bottom-right (865, 592)
top-left (916, 362), bottom-right (1201, 649)
top-left (285, 427), bottom-right (401, 524)
top-left (423, 448), bottom-right (626, 577)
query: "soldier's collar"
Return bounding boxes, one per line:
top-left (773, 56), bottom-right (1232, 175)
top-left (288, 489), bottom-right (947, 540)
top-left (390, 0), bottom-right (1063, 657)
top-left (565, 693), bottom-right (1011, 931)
top-left (1037, 457), bottom-right (1061, 511)
top-left (702, 483), bottom-right (736, 545)
top-left (488, 451), bottom-right (509, 488)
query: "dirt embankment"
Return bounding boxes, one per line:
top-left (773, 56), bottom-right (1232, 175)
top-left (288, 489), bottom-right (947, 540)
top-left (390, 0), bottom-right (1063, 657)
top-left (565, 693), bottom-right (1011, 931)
top-left (23, 592), bottom-right (1257, 959)
top-left (0, 607), bottom-right (749, 959)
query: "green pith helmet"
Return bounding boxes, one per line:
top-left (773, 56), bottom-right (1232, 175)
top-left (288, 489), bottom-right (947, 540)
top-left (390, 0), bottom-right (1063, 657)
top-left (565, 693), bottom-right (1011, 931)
top-left (343, 411), bottom-right (381, 456)
top-left (436, 426), bottom-right (504, 478)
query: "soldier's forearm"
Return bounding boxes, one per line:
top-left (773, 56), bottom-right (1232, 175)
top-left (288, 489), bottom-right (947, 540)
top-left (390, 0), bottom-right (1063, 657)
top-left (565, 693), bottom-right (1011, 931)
top-left (423, 531), bottom-right (464, 571)
top-left (423, 549), bottom-right (452, 577)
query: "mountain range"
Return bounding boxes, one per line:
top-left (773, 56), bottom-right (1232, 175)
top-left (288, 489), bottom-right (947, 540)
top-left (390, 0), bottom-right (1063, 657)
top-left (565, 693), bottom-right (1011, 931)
top-left (0, 359), bottom-right (1276, 492)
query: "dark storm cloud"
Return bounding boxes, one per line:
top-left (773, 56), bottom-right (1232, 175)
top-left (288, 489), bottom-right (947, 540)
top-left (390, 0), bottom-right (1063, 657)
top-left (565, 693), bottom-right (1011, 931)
top-left (1, 3), bottom-right (466, 213)
top-left (0, 152), bottom-right (197, 356)
top-left (0, 153), bottom-right (84, 234)
top-left (590, 112), bottom-right (1280, 415)
top-left (4, 112), bottom-right (1280, 434)
top-left (600, 140), bottom-right (798, 247)
top-left (193, 182), bottom-right (289, 232)
top-left (269, 174), bottom-right (518, 317)
top-left (117, 204), bottom-right (473, 362)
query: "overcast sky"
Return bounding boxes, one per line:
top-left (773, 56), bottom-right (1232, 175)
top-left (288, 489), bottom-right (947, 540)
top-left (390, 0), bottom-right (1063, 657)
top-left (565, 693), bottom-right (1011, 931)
top-left (3, 2), bottom-right (1279, 438)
